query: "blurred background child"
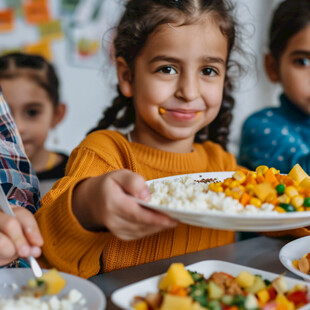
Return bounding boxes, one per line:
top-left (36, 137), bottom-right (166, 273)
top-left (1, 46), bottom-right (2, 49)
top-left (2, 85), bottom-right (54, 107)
top-left (0, 53), bottom-right (68, 196)
top-left (239, 0), bottom-right (310, 173)
top-left (0, 86), bottom-right (43, 268)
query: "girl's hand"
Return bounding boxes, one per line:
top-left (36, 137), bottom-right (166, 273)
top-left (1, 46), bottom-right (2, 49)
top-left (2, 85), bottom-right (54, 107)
top-left (0, 206), bottom-right (43, 267)
top-left (73, 169), bottom-right (178, 240)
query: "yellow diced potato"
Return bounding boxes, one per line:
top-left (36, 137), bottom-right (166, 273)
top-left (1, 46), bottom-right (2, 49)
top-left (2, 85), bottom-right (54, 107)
top-left (246, 276), bottom-right (266, 294)
top-left (235, 271), bottom-right (255, 288)
top-left (272, 276), bottom-right (288, 294)
top-left (256, 289), bottom-right (270, 304)
top-left (191, 301), bottom-right (206, 310)
top-left (288, 164), bottom-right (309, 184)
top-left (40, 269), bottom-right (66, 295)
top-left (300, 177), bottom-right (310, 189)
top-left (284, 186), bottom-right (299, 198)
top-left (159, 263), bottom-right (194, 291)
top-left (160, 294), bottom-right (192, 310)
top-left (208, 281), bottom-right (224, 299)
top-left (253, 182), bottom-right (277, 202)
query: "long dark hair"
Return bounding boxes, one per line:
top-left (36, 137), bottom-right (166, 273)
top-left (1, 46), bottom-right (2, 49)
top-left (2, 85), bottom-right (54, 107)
top-left (90, 0), bottom-right (243, 150)
top-left (268, 0), bottom-right (310, 60)
top-left (0, 52), bottom-right (60, 107)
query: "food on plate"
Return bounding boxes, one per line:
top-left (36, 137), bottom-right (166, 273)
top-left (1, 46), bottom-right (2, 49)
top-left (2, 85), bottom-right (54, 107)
top-left (293, 253), bottom-right (310, 275)
top-left (131, 263), bottom-right (309, 310)
top-left (149, 164), bottom-right (310, 214)
top-left (0, 269), bottom-right (86, 309)
top-left (23, 269), bottom-right (66, 297)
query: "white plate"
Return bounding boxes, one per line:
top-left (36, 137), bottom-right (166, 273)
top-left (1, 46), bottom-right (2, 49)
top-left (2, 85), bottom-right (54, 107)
top-left (279, 236), bottom-right (310, 282)
top-left (136, 172), bottom-right (310, 231)
top-left (111, 259), bottom-right (310, 310)
top-left (0, 268), bottom-right (106, 309)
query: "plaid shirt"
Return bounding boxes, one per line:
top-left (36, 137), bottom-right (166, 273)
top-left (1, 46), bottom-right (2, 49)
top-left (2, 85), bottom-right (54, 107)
top-left (0, 86), bottom-right (40, 214)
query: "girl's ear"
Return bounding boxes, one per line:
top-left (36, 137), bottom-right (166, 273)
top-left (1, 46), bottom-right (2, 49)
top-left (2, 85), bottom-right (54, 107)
top-left (116, 57), bottom-right (133, 97)
top-left (264, 53), bottom-right (280, 82)
top-left (51, 103), bottom-right (66, 128)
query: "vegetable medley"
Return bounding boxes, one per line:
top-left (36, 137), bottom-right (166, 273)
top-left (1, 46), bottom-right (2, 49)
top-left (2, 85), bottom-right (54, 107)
top-left (208, 164), bottom-right (310, 213)
top-left (131, 263), bottom-right (309, 310)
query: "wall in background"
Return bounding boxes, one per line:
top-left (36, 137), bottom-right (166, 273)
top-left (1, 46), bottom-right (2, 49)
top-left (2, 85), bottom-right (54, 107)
top-left (0, 0), bottom-right (284, 157)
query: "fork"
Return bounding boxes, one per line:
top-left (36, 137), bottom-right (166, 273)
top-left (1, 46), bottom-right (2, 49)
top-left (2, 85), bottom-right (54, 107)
top-left (0, 185), bottom-right (43, 278)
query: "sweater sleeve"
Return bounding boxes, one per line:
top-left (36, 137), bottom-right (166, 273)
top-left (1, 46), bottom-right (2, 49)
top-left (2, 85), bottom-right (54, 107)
top-left (35, 145), bottom-right (121, 278)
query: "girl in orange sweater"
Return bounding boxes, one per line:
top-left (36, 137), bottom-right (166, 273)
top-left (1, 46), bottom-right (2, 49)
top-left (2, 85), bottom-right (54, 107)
top-left (36, 0), bottom-right (244, 277)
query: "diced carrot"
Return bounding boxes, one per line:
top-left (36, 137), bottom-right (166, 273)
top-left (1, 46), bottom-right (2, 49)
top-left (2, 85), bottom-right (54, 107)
top-left (282, 175), bottom-right (295, 186)
top-left (240, 192), bottom-right (251, 206)
top-left (168, 284), bottom-right (188, 296)
top-left (264, 169), bottom-right (278, 184)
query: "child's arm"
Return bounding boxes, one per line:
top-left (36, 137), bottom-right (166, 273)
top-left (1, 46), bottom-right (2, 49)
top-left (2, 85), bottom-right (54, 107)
top-left (0, 206), bottom-right (43, 267)
top-left (72, 169), bottom-right (178, 240)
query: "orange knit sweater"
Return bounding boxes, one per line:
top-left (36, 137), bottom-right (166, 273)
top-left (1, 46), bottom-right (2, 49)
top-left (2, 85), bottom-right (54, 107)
top-left (35, 130), bottom-right (240, 278)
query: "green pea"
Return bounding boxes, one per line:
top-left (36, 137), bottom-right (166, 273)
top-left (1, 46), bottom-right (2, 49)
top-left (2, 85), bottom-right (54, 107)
top-left (278, 203), bottom-right (296, 212)
top-left (304, 197), bottom-right (310, 207)
top-left (276, 184), bottom-right (285, 195)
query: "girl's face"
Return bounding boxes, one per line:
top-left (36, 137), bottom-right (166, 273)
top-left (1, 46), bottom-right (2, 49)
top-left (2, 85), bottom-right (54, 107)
top-left (0, 76), bottom-right (63, 160)
top-left (118, 16), bottom-right (228, 152)
top-left (270, 24), bottom-right (310, 114)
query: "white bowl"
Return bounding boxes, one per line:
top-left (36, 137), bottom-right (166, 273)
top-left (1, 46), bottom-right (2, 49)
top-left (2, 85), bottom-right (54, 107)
top-left (279, 235), bottom-right (310, 281)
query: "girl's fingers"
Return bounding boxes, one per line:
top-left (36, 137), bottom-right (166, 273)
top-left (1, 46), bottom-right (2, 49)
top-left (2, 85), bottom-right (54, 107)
top-left (0, 212), bottom-right (31, 257)
top-left (110, 169), bottom-right (150, 200)
top-left (14, 207), bottom-right (44, 248)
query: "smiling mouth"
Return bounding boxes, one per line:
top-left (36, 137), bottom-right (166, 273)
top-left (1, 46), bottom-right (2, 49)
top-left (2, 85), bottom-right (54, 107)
top-left (159, 107), bottom-right (202, 120)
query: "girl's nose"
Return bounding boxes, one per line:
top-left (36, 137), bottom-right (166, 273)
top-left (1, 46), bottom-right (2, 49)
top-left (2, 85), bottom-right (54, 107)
top-left (175, 73), bottom-right (200, 102)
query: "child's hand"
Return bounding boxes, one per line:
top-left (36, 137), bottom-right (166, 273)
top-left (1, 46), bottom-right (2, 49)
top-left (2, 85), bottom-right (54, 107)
top-left (73, 169), bottom-right (178, 240)
top-left (0, 206), bottom-right (43, 267)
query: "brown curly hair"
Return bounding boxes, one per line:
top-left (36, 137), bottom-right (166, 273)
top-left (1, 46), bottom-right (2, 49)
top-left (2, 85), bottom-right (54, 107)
top-left (90, 0), bottom-right (242, 150)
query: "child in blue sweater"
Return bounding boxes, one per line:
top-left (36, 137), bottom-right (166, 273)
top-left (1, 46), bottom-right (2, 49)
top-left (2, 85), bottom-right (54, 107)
top-left (239, 0), bottom-right (310, 174)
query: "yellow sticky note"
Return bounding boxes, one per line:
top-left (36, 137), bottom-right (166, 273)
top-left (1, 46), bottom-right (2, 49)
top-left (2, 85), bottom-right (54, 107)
top-left (38, 20), bottom-right (63, 40)
top-left (23, 40), bottom-right (52, 61)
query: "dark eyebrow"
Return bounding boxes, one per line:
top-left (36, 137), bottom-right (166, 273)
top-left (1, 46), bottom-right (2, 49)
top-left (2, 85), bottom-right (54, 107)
top-left (149, 55), bottom-right (226, 66)
top-left (290, 50), bottom-right (310, 57)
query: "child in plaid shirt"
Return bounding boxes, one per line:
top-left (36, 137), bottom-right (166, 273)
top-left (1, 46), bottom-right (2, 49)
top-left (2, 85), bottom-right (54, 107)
top-left (0, 85), bottom-right (43, 267)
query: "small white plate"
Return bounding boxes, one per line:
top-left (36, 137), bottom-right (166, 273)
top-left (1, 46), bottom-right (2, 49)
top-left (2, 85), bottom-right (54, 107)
top-left (111, 260), bottom-right (310, 310)
top-left (279, 236), bottom-right (310, 282)
top-left (136, 172), bottom-right (310, 231)
top-left (0, 268), bottom-right (106, 309)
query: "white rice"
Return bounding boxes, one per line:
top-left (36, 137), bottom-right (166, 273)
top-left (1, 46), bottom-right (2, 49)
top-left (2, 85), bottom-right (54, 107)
top-left (149, 175), bottom-right (276, 214)
top-left (0, 288), bottom-right (87, 310)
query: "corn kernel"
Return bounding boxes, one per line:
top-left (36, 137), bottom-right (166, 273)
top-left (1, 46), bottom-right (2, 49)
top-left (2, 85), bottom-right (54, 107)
top-left (232, 171), bottom-right (246, 184)
top-left (291, 195), bottom-right (304, 208)
top-left (231, 192), bottom-right (241, 200)
top-left (285, 186), bottom-right (299, 198)
top-left (256, 165), bottom-right (269, 175)
top-left (247, 171), bottom-right (257, 178)
top-left (249, 197), bottom-right (262, 207)
top-left (225, 188), bottom-right (232, 196)
top-left (223, 178), bottom-right (233, 186)
top-left (275, 206), bottom-right (286, 213)
top-left (245, 184), bottom-right (255, 194)
top-left (278, 194), bottom-right (290, 204)
top-left (229, 180), bottom-right (240, 188)
top-left (213, 186), bottom-right (224, 192)
top-left (269, 167), bottom-right (280, 174)
top-left (296, 207), bottom-right (304, 212)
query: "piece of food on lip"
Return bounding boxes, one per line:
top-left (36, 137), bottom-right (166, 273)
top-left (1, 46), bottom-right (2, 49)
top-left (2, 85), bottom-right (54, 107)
top-left (25, 268), bottom-right (66, 296)
top-left (159, 107), bottom-right (166, 115)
